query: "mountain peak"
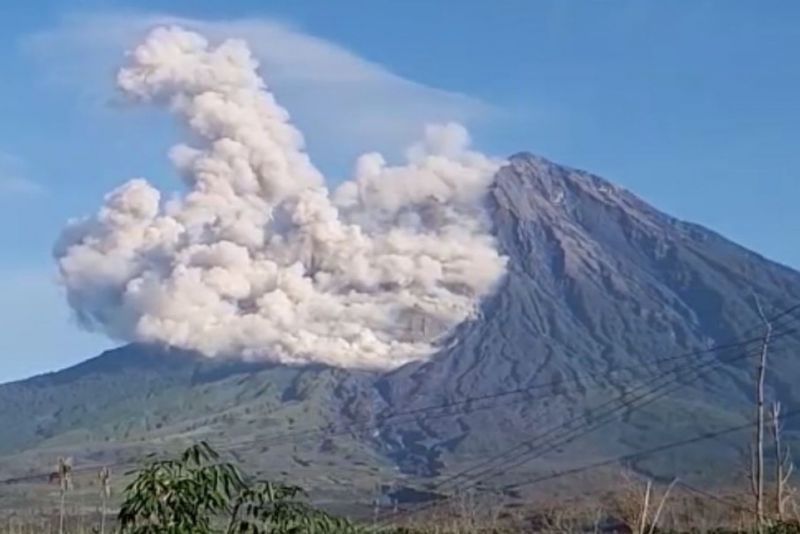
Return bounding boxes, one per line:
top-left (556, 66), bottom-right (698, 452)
top-left (493, 152), bottom-right (603, 221)
top-left (506, 152), bottom-right (618, 192)
top-left (494, 152), bottom-right (671, 235)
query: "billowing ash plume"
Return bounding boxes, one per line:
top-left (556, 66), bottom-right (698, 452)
top-left (54, 26), bottom-right (507, 370)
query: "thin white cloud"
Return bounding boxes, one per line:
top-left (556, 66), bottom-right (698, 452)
top-left (0, 153), bottom-right (45, 197)
top-left (21, 12), bottom-right (497, 171)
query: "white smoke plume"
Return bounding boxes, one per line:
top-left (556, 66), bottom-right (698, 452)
top-left (54, 26), bottom-right (507, 370)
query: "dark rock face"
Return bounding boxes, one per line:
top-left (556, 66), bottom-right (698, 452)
top-left (2, 153), bottom-right (800, 491)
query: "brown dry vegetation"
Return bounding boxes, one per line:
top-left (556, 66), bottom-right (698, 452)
top-left (3, 479), bottom-right (800, 534)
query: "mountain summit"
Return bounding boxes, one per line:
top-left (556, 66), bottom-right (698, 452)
top-left (2, 153), bottom-right (800, 505)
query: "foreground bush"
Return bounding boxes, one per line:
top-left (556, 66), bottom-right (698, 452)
top-left (118, 441), bottom-right (362, 533)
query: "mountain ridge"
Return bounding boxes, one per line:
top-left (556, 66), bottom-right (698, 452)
top-left (2, 152), bottom-right (799, 507)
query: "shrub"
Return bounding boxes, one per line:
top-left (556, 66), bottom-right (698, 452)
top-left (118, 441), bottom-right (362, 533)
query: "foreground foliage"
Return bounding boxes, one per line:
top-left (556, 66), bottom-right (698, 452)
top-left (118, 442), bottom-right (362, 533)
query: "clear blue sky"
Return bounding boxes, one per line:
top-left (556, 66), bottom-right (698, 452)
top-left (1, 0), bottom-right (798, 381)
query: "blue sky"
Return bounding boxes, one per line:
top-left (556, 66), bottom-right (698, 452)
top-left (1, 0), bottom-right (798, 381)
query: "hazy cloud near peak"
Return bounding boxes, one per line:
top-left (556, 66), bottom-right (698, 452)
top-left (21, 12), bottom-right (496, 172)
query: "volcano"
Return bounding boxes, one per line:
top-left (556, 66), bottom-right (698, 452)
top-left (2, 153), bottom-right (799, 508)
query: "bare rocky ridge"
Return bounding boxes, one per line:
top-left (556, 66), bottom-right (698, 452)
top-left (2, 153), bottom-right (800, 505)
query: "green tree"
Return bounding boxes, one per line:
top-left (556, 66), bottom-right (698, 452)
top-left (118, 441), bottom-right (363, 533)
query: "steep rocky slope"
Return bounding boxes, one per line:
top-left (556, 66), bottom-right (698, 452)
top-left (376, 153), bottom-right (800, 486)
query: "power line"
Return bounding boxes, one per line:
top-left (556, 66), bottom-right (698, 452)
top-left (454, 308), bottom-right (800, 485)
top-left (380, 332), bottom-right (797, 525)
top-left (122, 329), bottom-right (775, 462)
top-left (468, 348), bottom-right (774, 489)
top-left (510, 407), bottom-right (800, 490)
top-left (245, 302), bottom-right (800, 451)
top-left (478, 319), bottom-right (800, 488)
top-left (3, 313), bottom-right (798, 487)
top-left (381, 301), bottom-right (800, 519)
top-left (378, 362), bottom-right (727, 526)
top-left (0, 340), bottom-right (752, 510)
top-left (428, 339), bottom-right (781, 494)
top-left (384, 404), bottom-right (800, 526)
top-left (220, 333), bottom-right (794, 519)
top-left (206, 323), bottom-right (800, 455)
top-left (2, 303), bottom-right (798, 493)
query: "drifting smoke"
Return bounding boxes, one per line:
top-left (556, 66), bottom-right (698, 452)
top-left (55, 26), bottom-right (507, 370)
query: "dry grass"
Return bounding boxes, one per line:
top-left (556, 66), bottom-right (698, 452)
top-left (385, 472), bottom-right (800, 534)
top-left (3, 475), bottom-right (800, 533)
top-left (0, 511), bottom-right (106, 534)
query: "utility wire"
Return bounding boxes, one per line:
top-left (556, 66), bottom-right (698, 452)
top-left (429, 337), bottom-right (791, 494)
top-left (464, 346), bottom-right (785, 490)
top-left (380, 327), bottom-right (797, 525)
top-left (507, 406), bottom-right (800, 490)
top-left (1, 304), bottom-right (798, 491)
top-left (232, 302), bottom-right (800, 452)
top-left (384, 403), bottom-right (800, 526)
top-left (206, 323), bottom-right (800, 454)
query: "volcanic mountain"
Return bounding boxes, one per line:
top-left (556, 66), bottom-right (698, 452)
top-left (2, 153), bottom-right (799, 508)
